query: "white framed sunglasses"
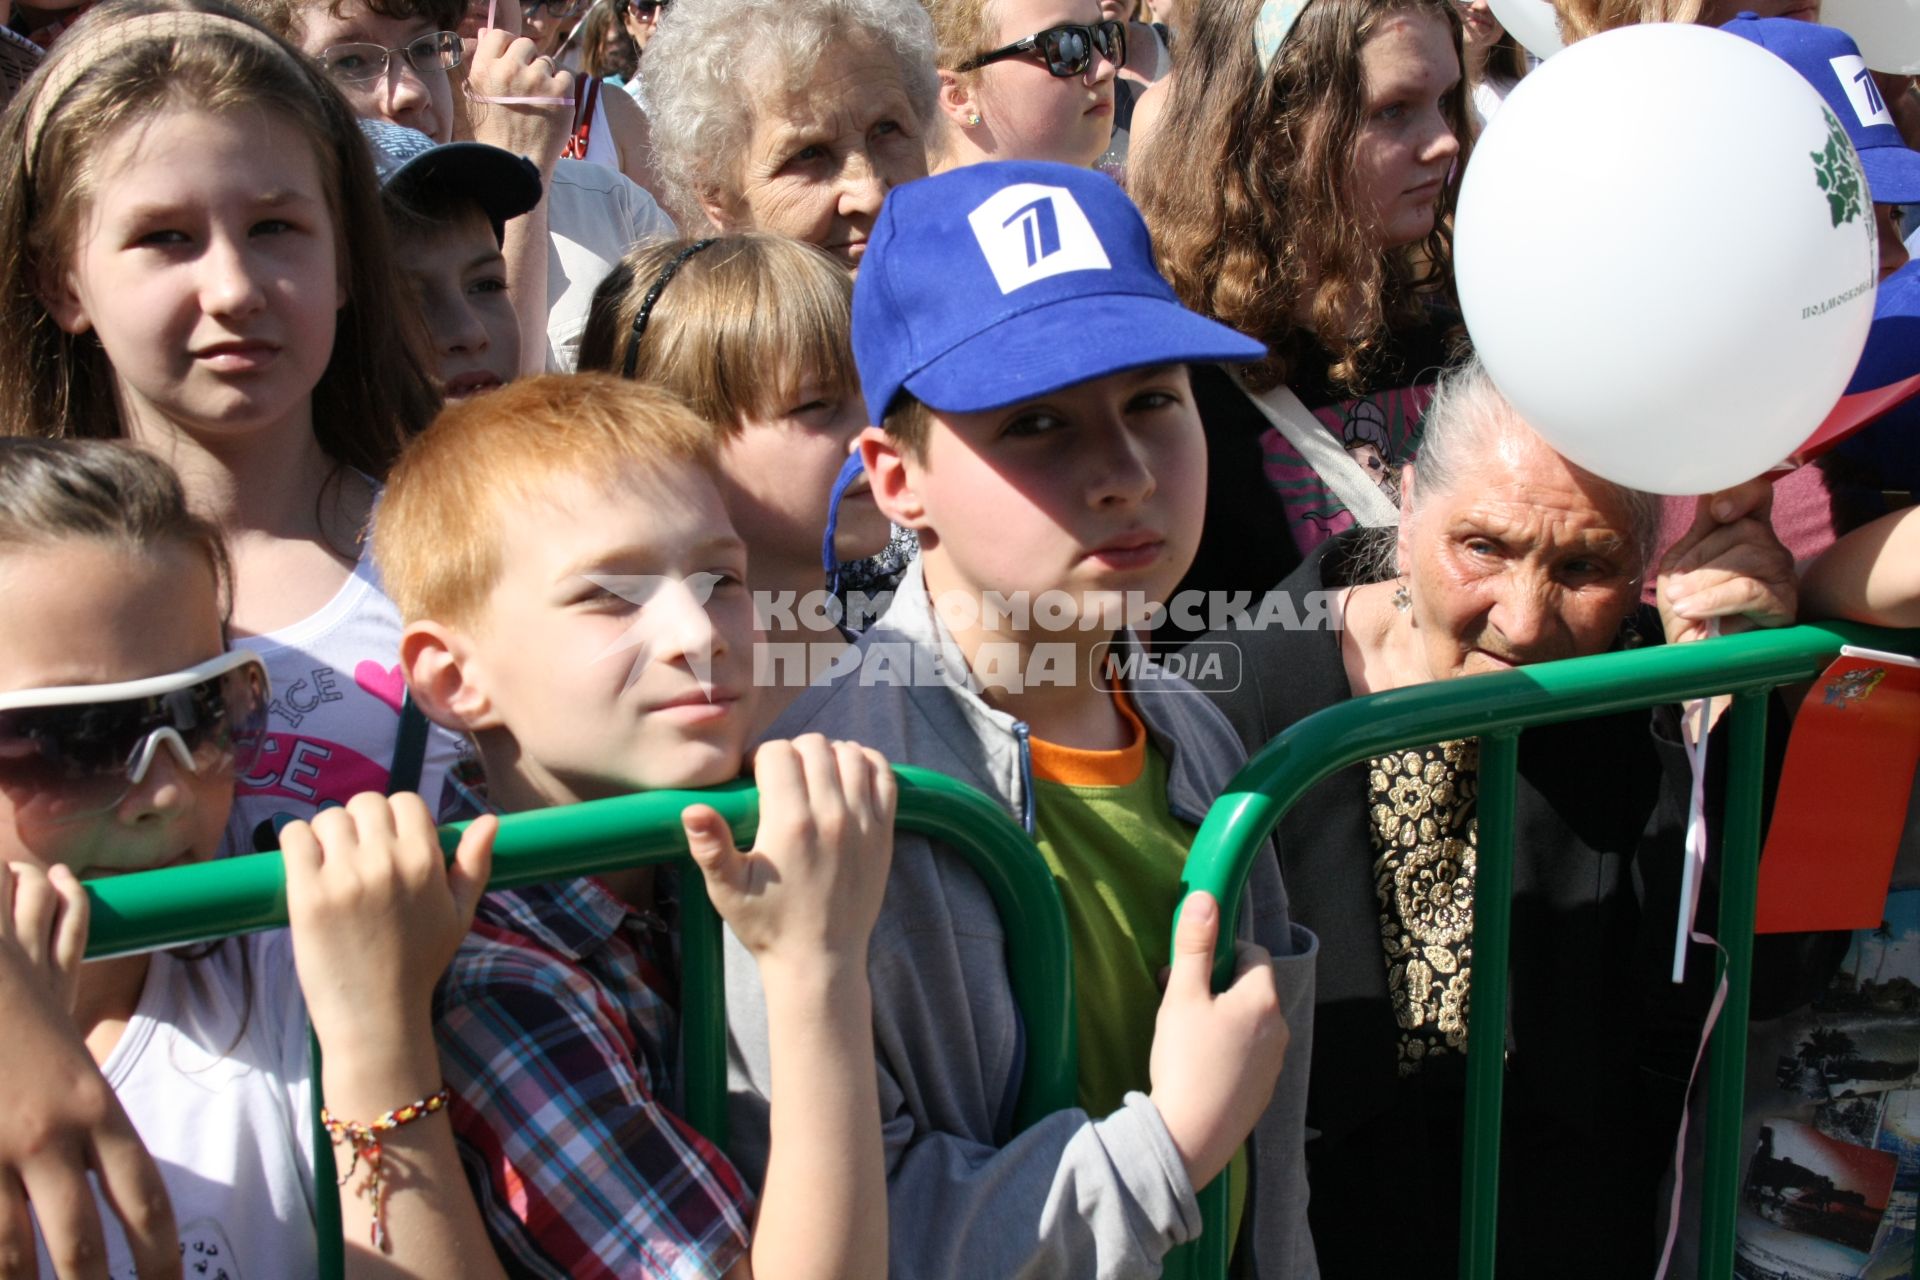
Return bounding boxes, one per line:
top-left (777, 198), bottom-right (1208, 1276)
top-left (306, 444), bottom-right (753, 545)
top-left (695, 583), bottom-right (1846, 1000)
top-left (0, 650), bottom-right (270, 823)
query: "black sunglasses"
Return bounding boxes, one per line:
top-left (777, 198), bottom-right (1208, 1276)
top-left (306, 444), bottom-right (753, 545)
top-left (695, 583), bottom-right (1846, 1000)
top-left (958, 19), bottom-right (1127, 77)
top-left (617, 0), bottom-right (668, 17)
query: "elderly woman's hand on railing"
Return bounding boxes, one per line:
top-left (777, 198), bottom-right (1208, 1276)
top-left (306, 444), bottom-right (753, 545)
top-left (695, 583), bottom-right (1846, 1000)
top-left (1656, 476), bottom-right (1798, 647)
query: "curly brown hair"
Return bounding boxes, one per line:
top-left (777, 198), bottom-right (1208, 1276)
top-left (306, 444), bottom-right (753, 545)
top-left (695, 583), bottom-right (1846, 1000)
top-left (1132, 0), bottom-right (1469, 394)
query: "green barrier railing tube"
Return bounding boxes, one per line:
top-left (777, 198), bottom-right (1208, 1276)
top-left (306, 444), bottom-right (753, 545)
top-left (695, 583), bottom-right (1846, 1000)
top-left (1459, 730), bottom-right (1518, 1280)
top-left (1179, 622), bottom-right (1920, 1279)
top-left (80, 622), bottom-right (1920, 1278)
top-left (84, 765), bottom-right (1078, 1161)
top-left (1699, 690), bottom-right (1769, 1279)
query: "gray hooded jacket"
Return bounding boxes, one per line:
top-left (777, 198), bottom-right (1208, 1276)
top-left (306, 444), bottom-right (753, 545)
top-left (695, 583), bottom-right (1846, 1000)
top-left (723, 560), bottom-right (1320, 1279)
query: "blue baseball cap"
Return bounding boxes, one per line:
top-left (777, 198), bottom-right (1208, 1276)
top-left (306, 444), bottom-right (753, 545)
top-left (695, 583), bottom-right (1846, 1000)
top-left (852, 160), bottom-right (1266, 421)
top-left (1847, 258), bottom-right (1920, 396)
top-left (358, 120), bottom-right (543, 244)
top-left (1831, 261), bottom-right (1920, 479)
top-left (1723, 14), bottom-right (1920, 204)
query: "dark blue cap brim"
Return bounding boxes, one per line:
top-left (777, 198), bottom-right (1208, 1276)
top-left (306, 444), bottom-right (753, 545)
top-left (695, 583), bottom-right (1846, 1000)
top-left (894, 293), bottom-right (1267, 415)
top-left (384, 143), bottom-right (544, 241)
top-left (1862, 144), bottom-right (1920, 206)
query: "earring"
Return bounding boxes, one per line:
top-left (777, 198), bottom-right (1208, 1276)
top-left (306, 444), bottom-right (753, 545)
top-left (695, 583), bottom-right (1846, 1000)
top-left (966, 112), bottom-right (982, 127)
top-left (1392, 583), bottom-right (1411, 613)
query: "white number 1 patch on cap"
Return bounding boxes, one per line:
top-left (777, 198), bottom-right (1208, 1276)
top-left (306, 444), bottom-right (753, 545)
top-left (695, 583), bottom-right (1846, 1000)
top-left (967, 184), bottom-right (1112, 295)
top-left (1833, 55), bottom-right (1894, 130)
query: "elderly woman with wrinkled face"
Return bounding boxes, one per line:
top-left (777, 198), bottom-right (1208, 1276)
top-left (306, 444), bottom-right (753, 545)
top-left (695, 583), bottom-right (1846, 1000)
top-left (1199, 355), bottom-right (1838, 1278)
top-left (643, 0), bottom-right (936, 273)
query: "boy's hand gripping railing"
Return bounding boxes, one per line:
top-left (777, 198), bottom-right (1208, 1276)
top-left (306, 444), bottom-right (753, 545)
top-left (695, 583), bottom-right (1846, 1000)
top-left (81, 765), bottom-right (1078, 1278)
top-left (1174, 621), bottom-right (1920, 1280)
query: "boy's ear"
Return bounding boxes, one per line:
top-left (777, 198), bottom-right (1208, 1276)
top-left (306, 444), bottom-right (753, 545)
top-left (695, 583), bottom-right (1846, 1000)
top-left (860, 425), bottom-right (929, 530)
top-left (400, 620), bottom-right (504, 734)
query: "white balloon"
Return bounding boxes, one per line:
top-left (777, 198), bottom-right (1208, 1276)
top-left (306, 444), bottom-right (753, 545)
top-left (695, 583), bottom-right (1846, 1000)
top-left (1823, 0), bottom-right (1920, 75)
top-left (1487, 0), bottom-right (1563, 59)
top-left (1455, 23), bottom-right (1878, 496)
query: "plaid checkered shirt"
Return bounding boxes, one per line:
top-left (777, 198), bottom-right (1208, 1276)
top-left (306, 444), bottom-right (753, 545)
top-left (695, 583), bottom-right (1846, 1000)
top-left (433, 874), bottom-right (753, 1278)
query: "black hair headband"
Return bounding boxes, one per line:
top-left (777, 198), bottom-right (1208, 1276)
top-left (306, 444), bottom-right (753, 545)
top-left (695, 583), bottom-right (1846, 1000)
top-left (621, 238), bottom-right (719, 378)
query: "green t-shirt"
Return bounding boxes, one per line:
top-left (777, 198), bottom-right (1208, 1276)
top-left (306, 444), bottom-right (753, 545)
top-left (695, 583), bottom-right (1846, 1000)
top-left (1030, 728), bottom-right (1193, 1117)
top-left (1028, 696), bottom-right (1247, 1247)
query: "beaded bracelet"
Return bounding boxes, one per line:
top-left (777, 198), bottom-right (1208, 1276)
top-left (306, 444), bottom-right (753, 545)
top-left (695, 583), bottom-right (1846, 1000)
top-left (321, 1086), bottom-right (452, 1252)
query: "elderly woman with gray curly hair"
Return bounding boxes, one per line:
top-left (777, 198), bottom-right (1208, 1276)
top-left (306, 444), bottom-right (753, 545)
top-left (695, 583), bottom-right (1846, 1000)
top-left (643, 0), bottom-right (936, 271)
top-left (1198, 354), bottom-right (1840, 1277)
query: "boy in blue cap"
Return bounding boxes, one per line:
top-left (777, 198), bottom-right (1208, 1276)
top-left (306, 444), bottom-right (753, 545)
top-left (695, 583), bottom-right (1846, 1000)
top-left (1724, 13), bottom-right (1920, 281)
top-left (1721, 18), bottom-right (1920, 501)
top-left (722, 159), bottom-right (1319, 1277)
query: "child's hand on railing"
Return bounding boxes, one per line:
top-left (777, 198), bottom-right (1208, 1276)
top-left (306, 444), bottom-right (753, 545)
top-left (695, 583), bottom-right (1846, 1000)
top-left (0, 861), bottom-right (88, 1016)
top-left (281, 794), bottom-right (496, 1066)
top-left (1148, 891), bottom-right (1290, 1190)
top-left (680, 734), bottom-right (897, 976)
top-left (0, 863), bottom-right (180, 1279)
top-left (683, 736), bottom-right (895, 1279)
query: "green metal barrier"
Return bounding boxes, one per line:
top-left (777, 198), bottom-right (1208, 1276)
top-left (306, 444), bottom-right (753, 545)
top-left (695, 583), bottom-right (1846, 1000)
top-left (1176, 620), bottom-right (1920, 1279)
top-left (84, 765), bottom-right (1077, 1276)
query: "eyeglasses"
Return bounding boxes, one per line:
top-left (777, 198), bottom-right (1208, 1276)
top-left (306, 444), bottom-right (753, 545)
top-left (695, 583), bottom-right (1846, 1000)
top-left (0, 650), bottom-right (269, 824)
top-left (958, 19), bottom-right (1127, 77)
top-left (524, 0), bottom-right (585, 18)
top-left (318, 30), bottom-right (463, 84)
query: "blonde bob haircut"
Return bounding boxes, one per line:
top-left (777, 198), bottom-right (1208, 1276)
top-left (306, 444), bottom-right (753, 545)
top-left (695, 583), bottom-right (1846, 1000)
top-left (577, 233), bottom-right (858, 433)
top-left (373, 373), bottom-right (719, 629)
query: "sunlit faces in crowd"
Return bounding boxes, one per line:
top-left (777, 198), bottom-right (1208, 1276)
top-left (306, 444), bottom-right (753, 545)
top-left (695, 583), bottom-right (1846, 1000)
top-left (718, 383), bottom-right (893, 575)
top-left (0, 537), bottom-right (233, 879)
top-left (303, 0), bottom-right (459, 142)
top-left (423, 462), bottom-right (758, 804)
top-left (1450, 0), bottom-right (1504, 62)
top-left (395, 201), bottom-right (521, 399)
top-left (621, 0), bottom-right (668, 52)
top-left (43, 108), bottom-right (344, 446)
top-left (947, 0), bottom-right (1120, 168)
top-left (701, 34), bottom-right (928, 270)
top-left (866, 365), bottom-right (1207, 631)
top-left (1395, 419), bottom-right (1643, 680)
top-left (1350, 7), bottom-right (1462, 249)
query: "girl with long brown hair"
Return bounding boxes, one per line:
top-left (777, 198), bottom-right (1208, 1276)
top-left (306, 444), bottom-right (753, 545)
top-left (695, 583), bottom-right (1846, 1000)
top-left (1132, 0), bottom-right (1470, 630)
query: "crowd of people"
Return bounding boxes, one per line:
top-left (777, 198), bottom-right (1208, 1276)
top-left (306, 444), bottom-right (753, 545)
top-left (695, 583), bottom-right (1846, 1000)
top-left (0, 0), bottom-right (1915, 1276)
